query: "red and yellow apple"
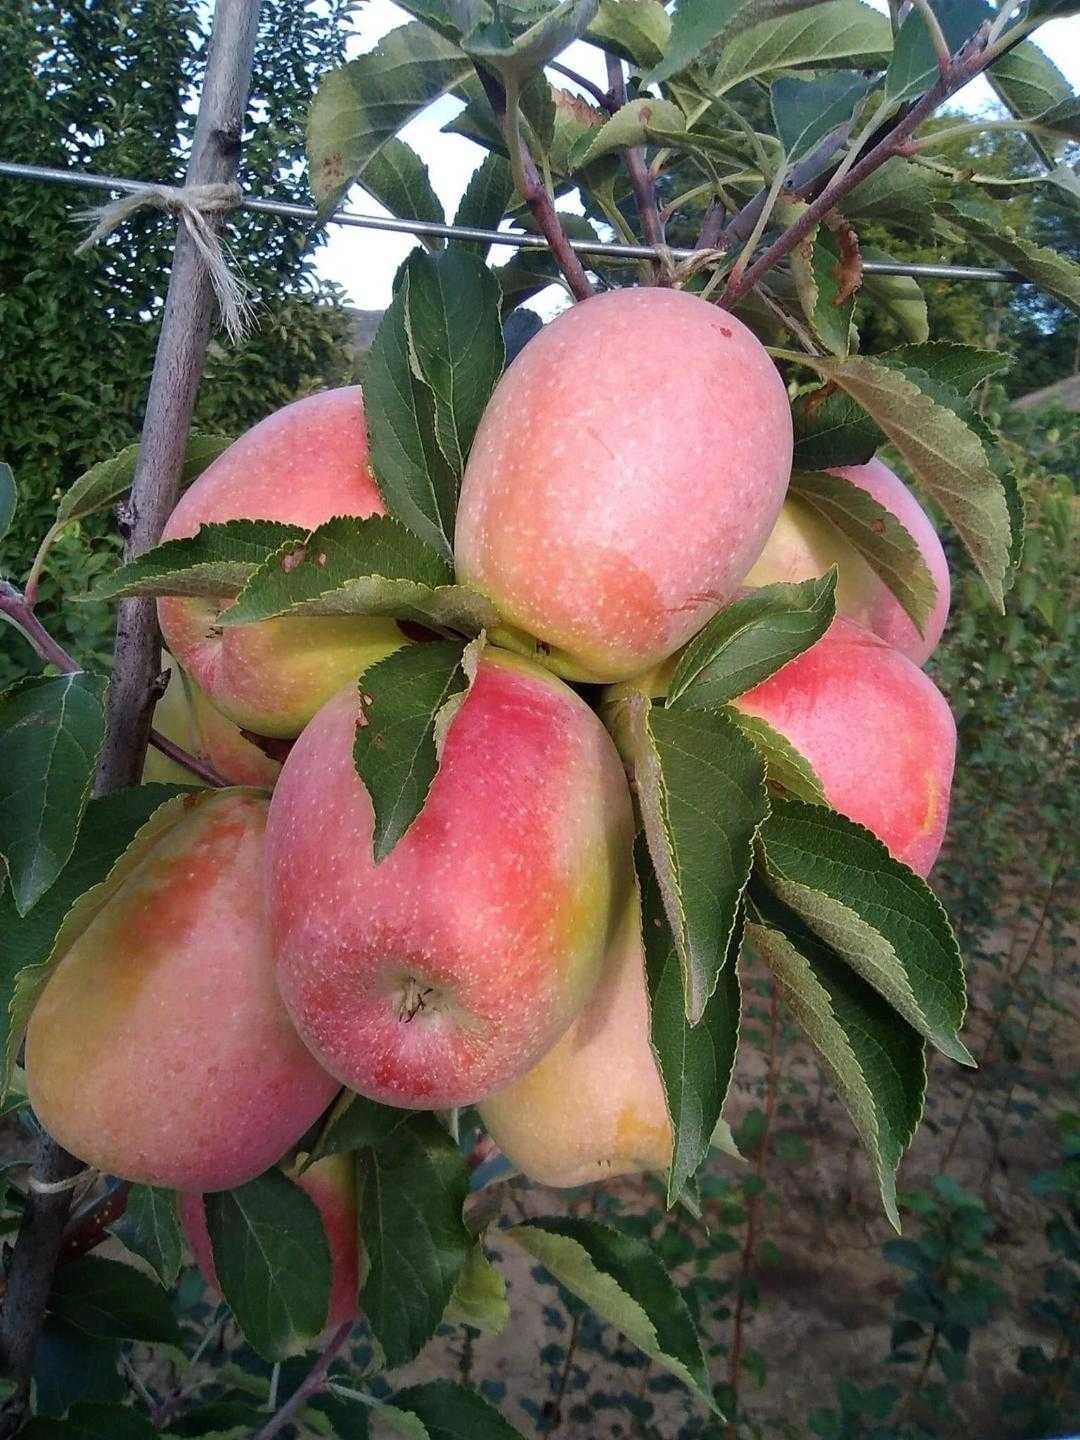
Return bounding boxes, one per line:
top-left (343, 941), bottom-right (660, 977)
top-left (265, 649), bottom-right (636, 1109)
top-left (733, 617), bottom-right (956, 875)
top-left (142, 657), bottom-right (284, 788)
top-left (454, 288), bottom-right (793, 683)
top-left (178, 1152), bottom-right (359, 1341)
top-left (479, 895), bottom-right (672, 1186)
top-left (26, 792), bottom-right (339, 1190)
top-left (745, 457), bottom-right (951, 665)
top-left (158, 387), bottom-right (404, 739)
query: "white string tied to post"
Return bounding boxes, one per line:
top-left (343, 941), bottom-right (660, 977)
top-left (74, 181), bottom-right (256, 344)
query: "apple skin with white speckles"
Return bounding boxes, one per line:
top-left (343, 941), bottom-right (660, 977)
top-left (25, 792), bottom-right (340, 1190)
top-left (745, 456), bottom-right (951, 665)
top-left (158, 387), bottom-right (404, 740)
top-left (454, 288), bottom-right (793, 683)
top-left (265, 649), bottom-right (637, 1109)
top-left (479, 892), bottom-right (673, 1187)
top-left (179, 1152), bottom-right (360, 1345)
top-left (733, 617), bottom-right (956, 876)
top-left (142, 656), bottom-right (284, 788)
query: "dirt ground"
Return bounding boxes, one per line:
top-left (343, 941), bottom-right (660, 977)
top-left (393, 890), bottom-right (1079, 1439)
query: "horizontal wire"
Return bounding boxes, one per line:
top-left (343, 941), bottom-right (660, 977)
top-left (0, 158), bottom-right (1027, 283)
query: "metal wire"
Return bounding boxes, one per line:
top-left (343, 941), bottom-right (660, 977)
top-left (0, 157), bottom-right (1028, 283)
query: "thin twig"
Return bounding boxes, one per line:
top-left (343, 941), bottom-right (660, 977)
top-left (548, 59), bottom-right (612, 110)
top-left (250, 1323), bottom-right (354, 1440)
top-left (721, 27), bottom-right (998, 306)
top-left (476, 68), bottom-right (593, 302)
top-left (604, 54), bottom-right (667, 279)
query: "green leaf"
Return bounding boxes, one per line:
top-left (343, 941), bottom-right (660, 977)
top-left (444, 1244), bottom-right (510, 1334)
top-left (159, 1401), bottom-right (265, 1438)
top-left (353, 639), bottom-right (472, 861)
top-left (0, 784), bottom-right (192, 1096)
top-left (941, 197), bottom-right (1080, 317)
top-left (779, 351), bottom-right (1011, 608)
top-left (667, 572), bottom-right (837, 710)
top-left (308, 24), bottom-right (472, 214)
top-left (507, 1218), bottom-right (715, 1408)
top-left (792, 383), bottom-right (879, 469)
top-left (878, 342), bottom-right (1010, 395)
top-left (0, 462), bottom-right (16, 542)
top-left (217, 516), bottom-right (496, 635)
top-left (92, 520), bottom-right (303, 601)
top-left (574, 97), bottom-right (686, 167)
top-left (305, 1090), bottom-right (415, 1166)
top-left (32, 1322), bottom-right (124, 1419)
top-left (757, 797), bottom-right (972, 1065)
top-left (206, 1169), bottom-right (332, 1360)
top-left (789, 470), bottom-right (938, 634)
top-left (710, 0), bottom-right (892, 98)
top-left (727, 712), bottom-right (827, 805)
top-left (1025, 0), bottom-right (1080, 18)
top-left (646, 0), bottom-right (740, 82)
top-left (0, 672), bottom-right (107, 916)
top-left (770, 70), bottom-right (872, 160)
top-left (48, 1256), bottom-right (182, 1347)
top-left (404, 249), bottom-right (505, 476)
top-left (360, 137), bottom-right (446, 247)
top-left (639, 841), bottom-right (741, 1206)
top-left (363, 266), bottom-right (459, 559)
top-left (843, 157), bottom-right (948, 228)
top-left (588, 0), bottom-right (671, 67)
top-left (790, 228), bottom-right (857, 358)
top-left (884, 0), bottom-right (989, 106)
top-left (361, 1112), bottom-right (471, 1367)
top-left (453, 154), bottom-right (515, 251)
top-left (858, 248), bottom-right (929, 344)
top-left (114, 1185), bottom-right (183, 1287)
top-left (989, 40), bottom-right (1074, 166)
top-left (20, 1404), bottom-right (159, 1440)
top-left (464, 0), bottom-right (600, 86)
top-left (612, 692), bottom-right (767, 1023)
top-left (55, 433), bottom-right (232, 528)
top-left (748, 888), bottom-right (925, 1229)
top-left (389, 1383), bottom-right (525, 1440)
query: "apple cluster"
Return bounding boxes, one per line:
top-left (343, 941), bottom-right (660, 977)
top-left (23, 289), bottom-right (957, 1302)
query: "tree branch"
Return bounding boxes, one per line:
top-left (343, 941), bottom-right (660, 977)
top-left (251, 1323), bottom-right (354, 1440)
top-left (721, 29), bottom-right (996, 306)
top-left (476, 68), bottom-right (594, 303)
top-left (604, 55), bottom-right (667, 278)
top-left (0, 0), bottom-right (262, 1413)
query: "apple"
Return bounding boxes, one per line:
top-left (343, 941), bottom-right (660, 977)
top-left (479, 894), bottom-right (672, 1186)
top-left (745, 457), bottom-right (951, 664)
top-left (733, 617), bottom-right (956, 875)
top-left (178, 1151), bottom-right (359, 1341)
top-left (142, 656), bottom-right (283, 788)
top-left (157, 387), bottom-right (404, 739)
top-left (454, 288), bottom-right (793, 683)
top-left (265, 649), bottom-right (636, 1108)
top-left (25, 791), bottom-right (339, 1190)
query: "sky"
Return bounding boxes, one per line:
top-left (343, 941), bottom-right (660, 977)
top-left (313, 1), bottom-right (1080, 312)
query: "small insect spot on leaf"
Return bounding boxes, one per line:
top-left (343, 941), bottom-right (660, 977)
top-left (281, 546), bottom-right (306, 572)
top-left (316, 552), bottom-right (328, 567)
top-left (872, 519), bottom-right (886, 535)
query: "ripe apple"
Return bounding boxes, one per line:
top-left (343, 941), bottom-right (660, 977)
top-left (479, 895), bottom-right (672, 1186)
top-left (26, 792), bottom-right (339, 1190)
top-left (265, 649), bottom-right (636, 1108)
top-left (158, 387), bottom-right (404, 739)
top-left (733, 617), bottom-right (956, 875)
top-left (178, 1152), bottom-right (359, 1342)
top-left (745, 456), bottom-right (951, 664)
top-left (455, 288), bottom-right (793, 683)
top-left (142, 657), bottom-right (283, 788)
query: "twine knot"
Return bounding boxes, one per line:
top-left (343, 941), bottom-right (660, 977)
top-left (74, 182), bottom-right (255, 344)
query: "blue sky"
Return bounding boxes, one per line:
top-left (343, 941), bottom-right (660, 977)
top-left (313, 0), bottom-right (1080, 310)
